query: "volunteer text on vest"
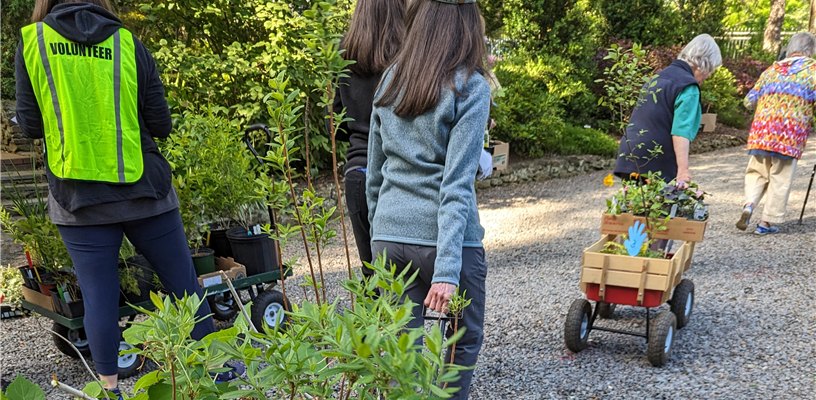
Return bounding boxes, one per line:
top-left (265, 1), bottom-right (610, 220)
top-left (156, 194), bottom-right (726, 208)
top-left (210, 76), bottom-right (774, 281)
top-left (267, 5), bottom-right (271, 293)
top-left (49, 42), bottom-right (113, 60)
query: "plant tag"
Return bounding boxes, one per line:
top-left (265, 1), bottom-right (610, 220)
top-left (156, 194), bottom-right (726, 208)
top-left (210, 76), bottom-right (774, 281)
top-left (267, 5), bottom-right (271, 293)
top-left (201, 275), bottom-right (222, 288)
top-left (670, 204), bottom-right (678, 218)
top-left (693, 203), bottom-right (707, 221)
top-left (612, 198), bottom-right (619, 214)
top-left (62, 285), bottom-right (73, 303)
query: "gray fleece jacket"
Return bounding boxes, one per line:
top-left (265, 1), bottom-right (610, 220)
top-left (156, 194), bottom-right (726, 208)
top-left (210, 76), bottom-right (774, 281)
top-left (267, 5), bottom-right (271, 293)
top-left (366, 68), bottom-right (490, 286)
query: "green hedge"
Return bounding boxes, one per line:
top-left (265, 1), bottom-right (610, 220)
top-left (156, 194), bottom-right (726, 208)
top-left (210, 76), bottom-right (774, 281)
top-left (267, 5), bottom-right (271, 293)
top-left (1, 0), bottom-right (35, 100)
top-left (491, 53), bottom-right (617, 158)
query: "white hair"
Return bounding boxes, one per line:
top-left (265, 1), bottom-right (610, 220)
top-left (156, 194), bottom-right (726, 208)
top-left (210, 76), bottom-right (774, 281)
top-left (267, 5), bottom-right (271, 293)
top-left (787, 32), bottom-right (816, 58)
top-left (678, 34), bottom-right (722, 76)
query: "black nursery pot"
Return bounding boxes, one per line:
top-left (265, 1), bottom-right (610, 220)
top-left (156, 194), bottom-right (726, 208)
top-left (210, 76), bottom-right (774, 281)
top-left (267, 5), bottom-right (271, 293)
top-left (17, 266), bottom-right (35, 290)
top-left (226, 226), bottom-right (279, 277)
top-left (208, 228), bottom-right (234, 258)
top-left (49, 289), bottom-right (85, 318)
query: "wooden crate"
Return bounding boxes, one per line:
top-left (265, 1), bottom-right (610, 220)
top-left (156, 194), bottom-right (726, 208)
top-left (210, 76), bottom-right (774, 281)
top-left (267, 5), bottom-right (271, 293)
top-left (580, 235), bottom-right (695, 305)
top-left (600, 213), bottom-right (707, 243)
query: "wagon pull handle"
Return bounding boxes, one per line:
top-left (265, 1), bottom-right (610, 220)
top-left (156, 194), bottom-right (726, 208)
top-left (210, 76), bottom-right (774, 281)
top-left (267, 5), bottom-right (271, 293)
top-left (244, 124), bottom-right (273, 167)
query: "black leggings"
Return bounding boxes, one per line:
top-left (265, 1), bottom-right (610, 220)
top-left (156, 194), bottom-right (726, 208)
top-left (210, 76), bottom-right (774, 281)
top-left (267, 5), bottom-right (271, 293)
top-left (344, 169), bottom-right (373, 277)
top-left (57, 209), bottom-right (214, 376)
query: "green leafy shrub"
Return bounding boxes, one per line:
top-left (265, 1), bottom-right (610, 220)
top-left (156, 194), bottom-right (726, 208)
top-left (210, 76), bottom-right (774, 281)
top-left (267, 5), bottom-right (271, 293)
top-left (121, 255), bottom-right (468, 399)
top-left (0, 0), bottom-right (35, 100)
top-left (1, 265), bottom-right (24, 311)
top-left (556, 125), bottom-right (619, 157)
top-left (701, 67), bottom-right (746, 128)
top-left (161, 109), bottom-right (263, 247)
top-left (121, 0), bottom-right (352, 170)
top-left (491, 54), bottom-right (580, 157)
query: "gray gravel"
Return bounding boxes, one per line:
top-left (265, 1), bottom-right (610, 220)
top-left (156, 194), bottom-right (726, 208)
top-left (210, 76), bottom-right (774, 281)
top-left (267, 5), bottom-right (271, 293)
top-left (2, 144), bottom-right (815, 399)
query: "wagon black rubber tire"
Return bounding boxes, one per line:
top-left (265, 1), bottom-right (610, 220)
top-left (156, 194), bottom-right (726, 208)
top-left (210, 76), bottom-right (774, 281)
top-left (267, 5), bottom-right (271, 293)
top-left (597, 302), bottom-right (616, 319)
top-left (117, 327), bottom-right (144, 378)
top-left (52, 322), bottom-right (91, 358)
top-left (564, 299), bottom-right (592, 353)
top-left (208, 292), bottom-right (239, 321)
top-left (250, 290), bottom-right (290, 331)
top-left (647, 312), bottom-right (677, 367)
top-left (669, 279), bottom-right (694, 329)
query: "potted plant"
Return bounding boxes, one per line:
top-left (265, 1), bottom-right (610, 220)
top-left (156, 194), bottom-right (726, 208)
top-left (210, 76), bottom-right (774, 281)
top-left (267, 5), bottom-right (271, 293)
top-left (0, 177), bottom-right (75, 295)
top-left (699, 90), bottom-right (718, 132)
top-left (1, 265), bottom-right (25, 318)
top-left (49, 272), bottom-right (83, 318)
top-left (163, 111), bottom-right (273, 276)
top-left (117, 239), bottom-right (157, 305)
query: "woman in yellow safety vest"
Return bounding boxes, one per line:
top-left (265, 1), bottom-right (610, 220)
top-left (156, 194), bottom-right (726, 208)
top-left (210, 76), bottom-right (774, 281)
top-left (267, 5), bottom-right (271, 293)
top-left (15, 1), bottom-right (242, 396)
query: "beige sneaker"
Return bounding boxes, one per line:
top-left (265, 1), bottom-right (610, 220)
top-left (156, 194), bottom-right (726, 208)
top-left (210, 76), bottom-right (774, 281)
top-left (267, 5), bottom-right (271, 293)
top-left (736, 205), bottom-right (752, 231)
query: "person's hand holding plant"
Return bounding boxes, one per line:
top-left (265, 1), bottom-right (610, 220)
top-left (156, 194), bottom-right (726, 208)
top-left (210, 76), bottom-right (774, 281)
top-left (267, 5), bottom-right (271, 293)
top-left (425, 282), bottom-right (456, 313)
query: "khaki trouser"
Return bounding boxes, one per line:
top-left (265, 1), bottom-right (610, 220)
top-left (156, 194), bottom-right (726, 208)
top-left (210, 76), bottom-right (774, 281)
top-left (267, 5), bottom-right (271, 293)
top-left (744, 155), bottom-right (798, 224)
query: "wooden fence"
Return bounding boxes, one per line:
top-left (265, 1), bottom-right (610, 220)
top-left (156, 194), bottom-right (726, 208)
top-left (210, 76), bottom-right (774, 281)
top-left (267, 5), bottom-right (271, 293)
top-left (715, 28), bottom-right (797, 58)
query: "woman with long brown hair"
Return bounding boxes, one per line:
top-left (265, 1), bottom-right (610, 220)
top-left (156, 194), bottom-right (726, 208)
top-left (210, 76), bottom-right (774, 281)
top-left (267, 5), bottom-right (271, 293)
top-left (366, 0), bottom-right (489, 398)
top-left (15, 1), bottom-right (241, 397)
top-left (331, 0), bottom-right (405, 281)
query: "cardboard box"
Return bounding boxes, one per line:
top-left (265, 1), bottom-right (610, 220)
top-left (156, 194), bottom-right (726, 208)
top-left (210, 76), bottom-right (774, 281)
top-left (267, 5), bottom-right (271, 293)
top-left (489, 140), bottom-right (509, 171)
top-left (700, 113), bottom-right (717, 132)
top-left (198, 258), bottom-right (247, 288)
top-left (22, 286), bottom-right (56, 312)
top-left (600, 212), bottom-right (707, 243)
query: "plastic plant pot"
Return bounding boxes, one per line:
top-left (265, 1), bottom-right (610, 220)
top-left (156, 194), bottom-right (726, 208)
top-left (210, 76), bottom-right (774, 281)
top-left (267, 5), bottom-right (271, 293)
top-left (226, 226), bottom-right (279, 277)
top-left (191, 247), bottom-right (216, 276)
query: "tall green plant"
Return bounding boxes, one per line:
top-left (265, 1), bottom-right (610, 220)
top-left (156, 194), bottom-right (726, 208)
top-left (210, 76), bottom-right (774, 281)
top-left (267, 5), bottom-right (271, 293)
top-left (120, 255), bottom-right (468, 399)
top-left (596, 44), bottom-right (664, 237)
top-left (0, 170), bottom-right (72, 276)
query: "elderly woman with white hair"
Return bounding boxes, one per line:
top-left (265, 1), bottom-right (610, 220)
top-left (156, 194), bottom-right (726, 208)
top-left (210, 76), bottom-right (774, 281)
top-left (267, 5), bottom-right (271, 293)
top-left (736, 32), bottom-right (816, 235)
top-left (614, 34), bottom-right (722, 185)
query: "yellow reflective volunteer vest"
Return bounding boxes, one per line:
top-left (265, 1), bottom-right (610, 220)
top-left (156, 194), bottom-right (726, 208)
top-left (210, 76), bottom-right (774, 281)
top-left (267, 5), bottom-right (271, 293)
top-left (21, 22), bottom-right (142, 183)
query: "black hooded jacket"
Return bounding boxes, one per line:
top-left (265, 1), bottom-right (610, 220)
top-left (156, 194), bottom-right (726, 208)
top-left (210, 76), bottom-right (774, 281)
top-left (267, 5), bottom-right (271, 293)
top-left (15, 3), bottom-right (173, 213)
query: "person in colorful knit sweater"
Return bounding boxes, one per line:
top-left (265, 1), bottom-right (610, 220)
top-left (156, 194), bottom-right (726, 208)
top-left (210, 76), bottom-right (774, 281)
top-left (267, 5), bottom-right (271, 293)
top-left (737, 32), bottom-right (816, 235)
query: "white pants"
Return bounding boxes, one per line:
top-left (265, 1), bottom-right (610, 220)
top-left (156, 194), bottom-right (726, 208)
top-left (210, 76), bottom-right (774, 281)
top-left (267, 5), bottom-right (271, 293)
top-left (744, 155), bottom-right (798, 224)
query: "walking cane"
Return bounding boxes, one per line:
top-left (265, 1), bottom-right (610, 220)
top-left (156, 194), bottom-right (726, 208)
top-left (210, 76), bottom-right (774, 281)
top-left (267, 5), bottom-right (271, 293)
top-left (799, 163), bottom-right (816, 225)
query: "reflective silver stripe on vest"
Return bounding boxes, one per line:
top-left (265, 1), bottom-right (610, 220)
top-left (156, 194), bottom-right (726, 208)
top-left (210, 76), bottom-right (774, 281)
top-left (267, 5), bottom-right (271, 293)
top-left (36, 23), bottom-right (66, 177)
top-left (113, 30), bottom-right (125, 183)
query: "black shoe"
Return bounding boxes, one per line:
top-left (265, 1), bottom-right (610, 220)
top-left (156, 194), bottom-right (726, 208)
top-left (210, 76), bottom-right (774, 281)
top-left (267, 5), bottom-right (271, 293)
top-left (210, 361), bottom-right (246, 383)
top-left (108, 387), bottom-right (123, 400)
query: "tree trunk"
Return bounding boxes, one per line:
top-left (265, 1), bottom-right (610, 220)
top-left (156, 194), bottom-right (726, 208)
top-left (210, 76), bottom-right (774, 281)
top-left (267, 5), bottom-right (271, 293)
top-left (810, 0), bottom-right (815, 34)
top-left (763, 0), bottom-right (787, 53)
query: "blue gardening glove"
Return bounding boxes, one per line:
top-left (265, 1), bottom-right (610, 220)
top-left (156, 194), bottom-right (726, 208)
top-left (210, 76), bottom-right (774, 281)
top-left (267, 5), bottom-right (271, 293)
top-left (477, 149), bottom-right (494, 180)
top-left (624, 221), bottom-right (648, 257)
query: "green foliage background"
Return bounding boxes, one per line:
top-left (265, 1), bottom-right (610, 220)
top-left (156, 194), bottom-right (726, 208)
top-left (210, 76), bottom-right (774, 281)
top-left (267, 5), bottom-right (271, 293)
top-left (1, 0), bottom-right (35, 99)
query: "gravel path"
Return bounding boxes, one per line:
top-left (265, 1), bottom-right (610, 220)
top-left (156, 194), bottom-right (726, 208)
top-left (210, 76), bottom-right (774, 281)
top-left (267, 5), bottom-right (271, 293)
top-left (2, 144), bottom-right (815, 399)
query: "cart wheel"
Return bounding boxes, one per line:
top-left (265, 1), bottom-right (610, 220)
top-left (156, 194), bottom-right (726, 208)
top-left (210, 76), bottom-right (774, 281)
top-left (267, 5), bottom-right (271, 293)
top-left (250, 290), bottom-right (290, 330)
top-left (647, 311), bottom-right (677, 367)
top-left (669, 279), bottom-right (694, 329)
top-left (564, 299), bottom-right (592, 353)
top-left (597, 302), bottom-right (616, 319)
top-left (52, 322), bottom-right (91, 358)
top-left (209, 292), bottom-right (239, 321)
top-left (117, 340), bottom-right (144, 378)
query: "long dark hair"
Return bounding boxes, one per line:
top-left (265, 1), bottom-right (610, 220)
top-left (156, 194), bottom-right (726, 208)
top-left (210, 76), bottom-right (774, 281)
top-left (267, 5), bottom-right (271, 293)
top-left (375, 0), bottom-right (485, 118)
top-left (342, 0), bottom-right (405, 75)
top-left (32, 0), bottom-right (116, 22)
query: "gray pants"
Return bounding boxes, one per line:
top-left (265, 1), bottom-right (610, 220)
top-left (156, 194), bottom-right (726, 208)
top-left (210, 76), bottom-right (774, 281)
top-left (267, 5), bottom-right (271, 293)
top-left (372, 241), bottom-right (487, 400)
